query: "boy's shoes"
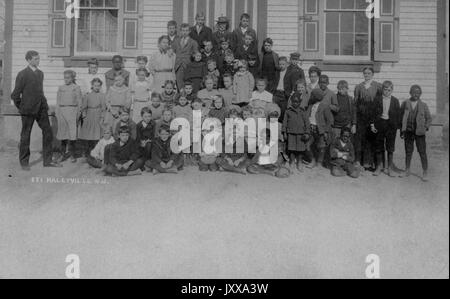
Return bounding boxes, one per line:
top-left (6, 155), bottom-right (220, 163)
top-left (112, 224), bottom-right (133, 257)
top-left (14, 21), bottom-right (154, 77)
top-left (400, 169), bottom-right (411, 178)
top-left (127, 170), bottom-right (142, 176)
top-left (21, 165), bottom-right (31, 171)
top-left (306, 160), bottom-right (317, 169)
top-left (152, 169), bottom-right (159, 175)
top-left (422, 171), bottom-right (429, 182)
top-left (296, 162), bottom-right (304, 173)
top-left (44, 162), bottom-right (63, 168)
top-left (373, 167), bottom-right (382, 176)
top-left (387, 168), bottom-right (397, 177)
top-left (289, 162), bottom-right (296, 174)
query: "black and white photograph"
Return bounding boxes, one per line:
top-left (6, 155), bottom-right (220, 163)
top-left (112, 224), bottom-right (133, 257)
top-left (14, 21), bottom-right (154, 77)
top-left (0, 0), bottom-right (448, 284)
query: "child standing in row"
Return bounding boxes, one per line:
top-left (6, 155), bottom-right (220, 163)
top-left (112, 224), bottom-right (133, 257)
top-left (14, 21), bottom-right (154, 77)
top-left (233, 60), bottom-right (255, 107)
top-left (56, 70), bottom-right (83, 163)
top-left (159, 80), bottom-right (178, 109)
top-left (105, 74), bottom-right (132, 130)
top-left (332, 80), bottom-right (356, 138)
top-left (79, 78), bottom-right (106, 157)
top-left (184, 51), bottom-right (207, 93)
top-left (218, 73), bottom-right (236, 107)
top-left (130, 68), bottom-right (152, 124)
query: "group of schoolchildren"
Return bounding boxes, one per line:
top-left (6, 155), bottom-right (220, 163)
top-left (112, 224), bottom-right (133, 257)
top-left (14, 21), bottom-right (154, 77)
top-left (53, 13), bottom-right (432, 181)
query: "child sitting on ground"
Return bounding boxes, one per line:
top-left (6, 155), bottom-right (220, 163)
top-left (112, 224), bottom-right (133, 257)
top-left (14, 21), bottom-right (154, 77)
top-left (218, 127), bottom-right (249, 175)
top-left (198, 121), bottom-right (222, 172)
top-left (136, 107), bottom-right (155, 162)
top-left (329, 127), bottom-right (360, 178)
top-left (87, 126), bottom-right (115, 169)
top-left (104, 126), bottom-right (144, 177)
top-left (147, 125), bottom-right (184, 174)
top-left (155, 109), bottom-right (174, 137)
top-left (182, 81), bottom-right (197, 104)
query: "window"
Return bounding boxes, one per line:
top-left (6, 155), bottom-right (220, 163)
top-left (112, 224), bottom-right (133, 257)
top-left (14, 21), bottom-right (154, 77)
top-left (324, 0), bottom-right (370, 60)
top-left (48, 0), bottom-right (142, 58)
top-left (299, 0), bottom-right (400, 64)
top-left (76, 0), bottom-right (119, 55)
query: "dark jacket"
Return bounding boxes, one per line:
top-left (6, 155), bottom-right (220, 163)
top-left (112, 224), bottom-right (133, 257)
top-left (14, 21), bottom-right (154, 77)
top-left (184, 61), bottom-right (207, 80)
top-left (401, 99), bottom-right (432, 136)
top-left (151, 137), bottom-right (177, 163)
top-left (11, 67), bottom-right (48, 115)
top-left (136, 120), bottom-right (156, 143)
top-left (330, 137), bottom-right (355, 163)
top-left (371, 95), bottom-right (402, 129)
top-left (109, 139), bottom-right (141, 165)
top-left (231, 27), bottom-right (258, 50)
top-left (282, 106), bottom-right (310, 135)
top-left (307, 102), bottom-right (334, 135)
top-left (234, 44), bottom-right (260, 66)
top-left (334, 94), bottom-right (357, 128)
top-left (114, 120), bottom-right (137, 141)
top-left (189, 25), bottom-right (214, 49)
top-left (275, 64), bottom-right (306, 97)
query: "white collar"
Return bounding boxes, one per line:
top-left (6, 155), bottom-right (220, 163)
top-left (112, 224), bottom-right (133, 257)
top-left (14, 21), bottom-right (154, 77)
top-left (28, 65), bottom-right (38, 72)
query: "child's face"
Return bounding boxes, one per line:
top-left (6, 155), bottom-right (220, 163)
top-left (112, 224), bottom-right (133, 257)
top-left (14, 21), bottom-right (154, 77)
top-left (204, 42), bottom-right (213, 53)
top-left (205, 79), bottom-right (214, 91)
top-left (194, 53), bottom-right (202, 62)
top-left (152, 97), bottom-right (161, 107)
top-left (338, 87), bottom-right (348, 95)
top-left (264, 42), bottom-right (272, 53)
top-left (179, 97), bottom-right (188, 106)
top-left (248, 59), bottom-right (257, 66)
top-left (112, 58), bottom-right (123, 70)
top-left (180, 26), bottom-right (190, 37)
top-left (319, 78), bottom-right (329, 91)
top-left (213, 98), bottom-right (223, 109)
top-left (383, 86), bottom-right (393, 98)
top-left (142, 112), bottom-right (152, 124)
top-left (239, 66), bottom-right (247, 73)
top-left (291, 99), bottom-right (301, 109)
top-left (165, 84), bottom-right (174, 94)
top-left (218, 23), bottom-right (227, 32)
top-left (119, 132), bottom-right (130, 143)
top-left (92, 81), bottom-right (102, 92)
top-left (162, 111), bottom-right (172, 122)
top-left (88, 64), bottom-right (98, 75)
top-left (223, 77), bottom-right (232, 88)
top-left (192, 101), bottom-right (202, 110)
top-left (256, 81), bottom-right (266, 92)
top-left (137, 60), bottom-right (147, 69)
top-left (363, 69), bottom-right (374, 81)
top-left (225, 55), bottom-right (234, 63)
top-left (207, 62), bottom-right (216, 71)
top-left (242, 110), bottom-right (252, 120)
top-left (341, 131), bottom-right (351, 143)
top-left (244, 35), bottom-right (253, 46)
top-left (279, 60), bottom-right (288, 71)
top-left (64, 73), bottom-right (73, 85)
top-left (310, 72), bottom-right (319, 84)
top-left (253, 109), bottom-right (265, 118)
top-left (410, 87), bottom-right (421, 101)
top-left (168, 25), bottom-right (177, 36)
top-left (297, 84), bottom-right (306, 94)
top-left (240, 17), bottom-right (250, 28)
top-left (115, 77), bottom-right (125, 87)
top-left (184, 85), bottom-right (193, 95)
top-left (229, 113), bottom-right (238, 119)
top-left (103, 131), bottom-right (112, 140)
top-left (120, 112), bottom-right (130, 122)
top-left (221, 42), bottom-right (230, 51)
top-left (159, 130), bottom-right (170, 141)
top-left (137, 71), bottom-right (147, 81)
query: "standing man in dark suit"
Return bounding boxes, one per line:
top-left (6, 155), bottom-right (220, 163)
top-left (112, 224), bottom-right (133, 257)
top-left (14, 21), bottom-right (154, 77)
top-left (189, 12), bottom-right (213, 51)
top-left (273, 53), bottom-right (306, 120)
top-left (173, 23), bottom-right (199, 91)
top-left (11, 50), bottom-right (60, 170)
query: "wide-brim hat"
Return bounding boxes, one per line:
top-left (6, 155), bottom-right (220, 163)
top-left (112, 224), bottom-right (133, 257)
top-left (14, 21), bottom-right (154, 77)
top-left (216, 16), bottom-right (230, 24)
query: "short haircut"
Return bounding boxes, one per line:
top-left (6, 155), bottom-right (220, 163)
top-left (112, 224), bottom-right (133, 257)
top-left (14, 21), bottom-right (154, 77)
top-left (256, 77), bottom-right (268, 85)
top-left (224, 49), bottom-right (234, 57)
top-left (222, 73), bottom-right (233, 81)
top-left (103, 126), bottom-right (113, 134)
top-left (112, 55), bottom-right (123, 62)
top-left (192, 98), bottom-right (203, 104)
top-left (206, 58), bottom-right (217, 65)
top-left (242, 105), bottom-right (253, 113)
top-left (158, 35), bottom-right (170, 44)
top-left (163, 80), bottom-right (175, 88)
top-left (240, 13), bottom-right (250, 20)
top-left (382, 80), bottom-right (394, 90)
top-left (91, 78), bottom-right (103, 86)
top-left (151, 92), bottom-right (160, 99)
top-left (167, 20), bottom-right (177, 28)
top-left (410, 84), bottom-right (422, 94)
top-left (184, 81), bottom-right (193, 87)
top-left (25, 50), bottom-right (39, 61)
top-left (203, 75), bottom-right (215, 83)
top-left (337, 80), bottom-right (349, 90)
top-left (136, 67), bottom-right (150, 77)
top-left (308, 66), bottom-right (322, 77)
top-left (341, 127), bottom-right (352, 136)
top-left (180, 23), bottom-right (190, 29)
top-left (279, 56), bottom-right (288, 63)
top-left (319, 75), bottom-right (329, 83)
top-left (159, 125), bottom-right (171, 134)
top-left (118, 126), bottom-right (130, 135)
top-left (196, 12), bottom-right (206, 19)
top-left (295, 79), bottom-right (306, 89)
top-left (119, 107), bottom-right (131, 115)
top-left (141, 107), bottom-right (152, 116)
top-left (213, 95), bottom-right (225, 105)
top-left (64, 70), bottom-right (77, 82)
top-left (136, 56), bottom-right (148, 63)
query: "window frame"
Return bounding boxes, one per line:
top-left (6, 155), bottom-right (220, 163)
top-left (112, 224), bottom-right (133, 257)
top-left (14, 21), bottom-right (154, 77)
top-left (323, 1), bottom-right (372, 62)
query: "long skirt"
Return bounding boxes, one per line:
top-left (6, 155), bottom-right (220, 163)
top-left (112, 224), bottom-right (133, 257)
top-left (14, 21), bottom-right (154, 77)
top-left (56, 106), bottom-right (78, 141)
top-left (79, 107), bottom-right (103, 141)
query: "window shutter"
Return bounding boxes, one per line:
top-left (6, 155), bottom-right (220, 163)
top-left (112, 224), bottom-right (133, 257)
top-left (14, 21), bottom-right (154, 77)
top-left (120, 0), bottom-right (143, 57)
top-left (374, 0), bottom-right (400, 62)
top-left (299, 0), bottom-right (324, 61)
top-left (48, 0), bottom-right (72, 57)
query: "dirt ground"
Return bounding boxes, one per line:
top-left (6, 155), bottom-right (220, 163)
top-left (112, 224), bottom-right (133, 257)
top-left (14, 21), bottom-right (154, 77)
top-left (0, 137), bottom-right (448, 279)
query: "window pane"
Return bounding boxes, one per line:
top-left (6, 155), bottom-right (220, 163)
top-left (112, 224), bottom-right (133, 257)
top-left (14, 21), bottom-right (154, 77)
top-left (125, 0), bottom-right (138, 12)
top-left (382, 0), bottom-right (393, 15)
top-left (91, 0), bottom-right (104, 7)
top-left (124, 20), bottom-right (137, 48)
top-left (356, 0), bottom-right (367, 9)
top-left (104, 10), bottom-right (118, 51)
top-left (306, 0), bottom-right (318, 14)
top-left (80, 0), bottom-right (90, 7)
top-left (77, 8), bottom-right (118, 53)
top-left (77, 10), bottom-right (90, 52)
top-left (326, 33), bottom-right (339, 55)
top-left (340, 12), bottom-right (354, 33)
top-left (355, 34), bottom-right (369, 55)
top-left (305, 22), bottom-right (317, 50)
top-left (105, 0), bottom-right (118, 7)
top-left (326, 12), bottom-right (339, 33)
top-left (326, 0), bottom-right (339, 9)
top-left (53, 19), bottom-right (66, 47)
top-left (381, 23), bottom-right (393, 51)
top-left (54, 0), bottom-right (66, 12)
top-left (340, 33), bottom-right (354, 55)
top-left (355, 11), bottom-right (368, 33)
top-left (341, 0), bottom-right (354, 9)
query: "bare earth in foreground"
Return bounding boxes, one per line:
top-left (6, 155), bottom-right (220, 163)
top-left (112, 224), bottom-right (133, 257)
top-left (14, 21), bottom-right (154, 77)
top-left (0, 140), bottom-right (448, 279)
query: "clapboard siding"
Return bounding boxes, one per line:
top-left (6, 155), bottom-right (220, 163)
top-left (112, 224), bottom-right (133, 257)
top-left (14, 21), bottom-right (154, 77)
top-left (9, 0), bottom-right (439, 112)
top-left (266, 0), bottom-right (438, 112)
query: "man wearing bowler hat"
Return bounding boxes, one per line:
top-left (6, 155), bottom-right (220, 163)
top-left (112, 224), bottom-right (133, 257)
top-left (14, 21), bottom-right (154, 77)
top-left (213, 16), bottom-right (234, 50)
